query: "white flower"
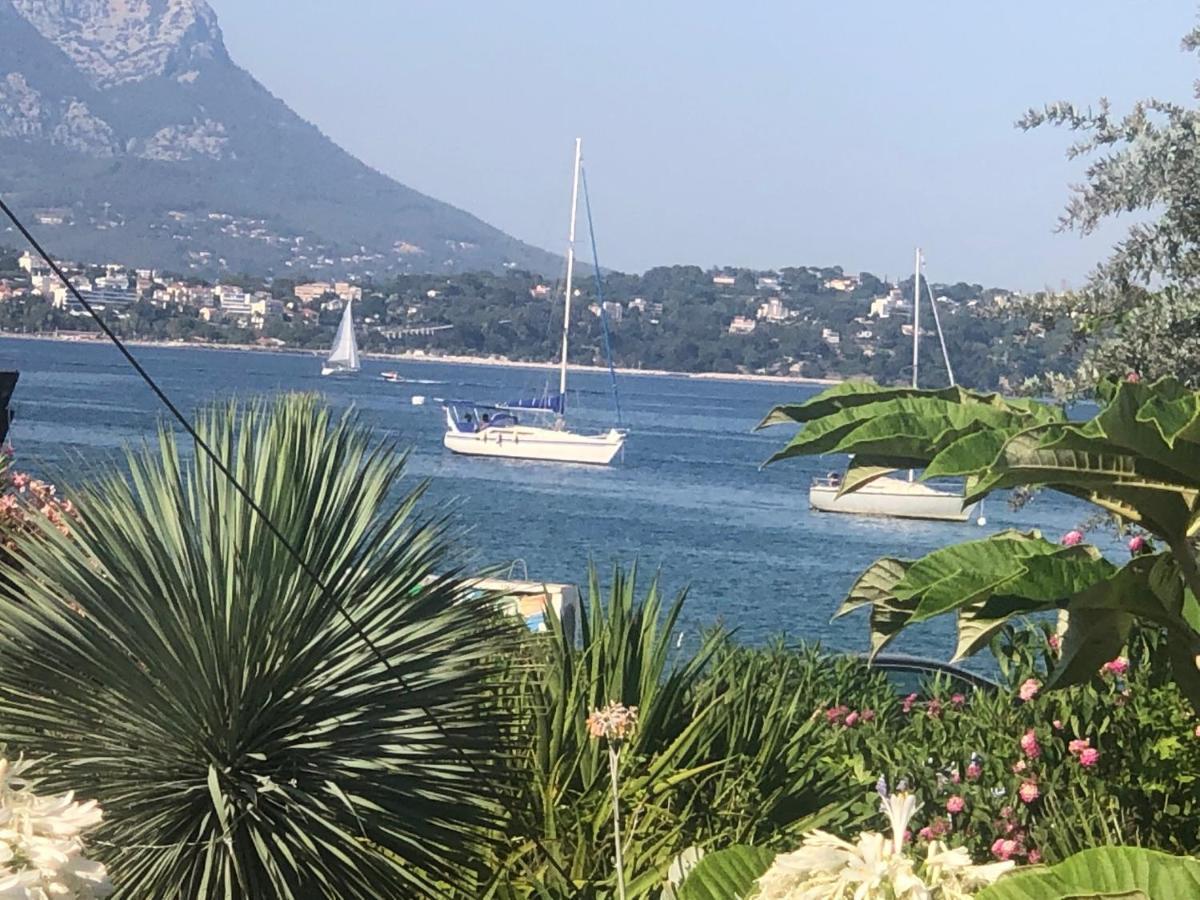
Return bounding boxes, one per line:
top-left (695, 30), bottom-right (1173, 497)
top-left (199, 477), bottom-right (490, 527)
top-left (0, 758), bottom-right (111, 899)
top-left (753, 787), bottom-right (1013, 899)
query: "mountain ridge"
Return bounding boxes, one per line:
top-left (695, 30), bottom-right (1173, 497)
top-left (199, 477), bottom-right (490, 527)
top-left (0, 0), bottom-right (560, 277)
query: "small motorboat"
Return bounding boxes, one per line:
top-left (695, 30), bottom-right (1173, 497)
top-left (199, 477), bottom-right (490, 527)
top-left (381, 371), bottom-right (404, 383)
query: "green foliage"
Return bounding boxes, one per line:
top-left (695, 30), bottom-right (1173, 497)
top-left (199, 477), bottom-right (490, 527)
top-left (0, 394), bottom-right (513, 898)
top-left (1018, 22), bottom-right (1200, 389)
top-left (977, 847), bottom-right (1200, 899)
top-left (673, 845), bottom-right (774, 900)
top-left (486, 574), bottom-right (865, 897)
top-left (763, 377), bottom-right (1200, 711)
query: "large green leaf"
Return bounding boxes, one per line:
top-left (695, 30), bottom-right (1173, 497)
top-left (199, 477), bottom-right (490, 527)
top-left (762, 390), bottom-right (1051, 469)
top-left (676, 845), bottom-right (775, 900)
top-left (975, 847), bottom-right (1200, 899)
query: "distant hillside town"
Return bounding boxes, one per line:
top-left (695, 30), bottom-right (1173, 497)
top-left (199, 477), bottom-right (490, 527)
top-left (0, 247), bottom-right (1073, 391)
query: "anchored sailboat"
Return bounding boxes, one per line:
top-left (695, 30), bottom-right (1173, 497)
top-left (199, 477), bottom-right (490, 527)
top-left (321, 300), bottom-right (360, 376)
top-left (809, 249), bottom-right (982, 523)
top-left (442, 138), bottom-right (626, 465)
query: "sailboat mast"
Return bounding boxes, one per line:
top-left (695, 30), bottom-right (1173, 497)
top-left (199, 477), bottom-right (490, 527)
top-left (912, 247), bottom-right (921, 390)
top-left (559, 138), bottom-right (583, 408)
top-left (909, 247), bottom-right (921, 483)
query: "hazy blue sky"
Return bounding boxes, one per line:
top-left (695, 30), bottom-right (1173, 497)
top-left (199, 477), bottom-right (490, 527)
top-left (209, 2), bottom-right (1198, 288)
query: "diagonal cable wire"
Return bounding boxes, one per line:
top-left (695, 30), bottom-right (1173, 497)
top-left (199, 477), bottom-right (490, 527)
top-left (0, 194), bottom-right (487, 777)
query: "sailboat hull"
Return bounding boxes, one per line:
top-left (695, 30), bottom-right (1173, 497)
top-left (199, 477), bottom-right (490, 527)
top-left (809, 476), bottom-right (979, 522)
top-left (444, 425), bottom-right (625, 465)
top-left (320, 365), bottom-right (358, 376)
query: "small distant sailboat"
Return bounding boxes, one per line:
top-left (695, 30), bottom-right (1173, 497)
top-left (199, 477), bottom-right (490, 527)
top-left (442, 138), bottom-right (625, 465)
top-left (809, 249), bottom-right (982, 523)
top-left (321, 300), bottom-right (360, 376)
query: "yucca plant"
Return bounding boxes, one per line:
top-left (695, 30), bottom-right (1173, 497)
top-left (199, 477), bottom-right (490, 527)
top-left (0, 394), bottom-right (514, 898)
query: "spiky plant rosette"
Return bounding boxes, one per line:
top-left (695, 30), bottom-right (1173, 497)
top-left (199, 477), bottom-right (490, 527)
top-left (0, 394), bottom-right (514, 898)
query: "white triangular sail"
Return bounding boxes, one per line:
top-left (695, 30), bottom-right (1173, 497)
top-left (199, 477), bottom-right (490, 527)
top-left (324, 301), bottom-right (359, 373)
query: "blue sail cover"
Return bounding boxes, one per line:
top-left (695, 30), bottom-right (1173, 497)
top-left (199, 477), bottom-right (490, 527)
top-left (503, 393), bottom-right (564, 414)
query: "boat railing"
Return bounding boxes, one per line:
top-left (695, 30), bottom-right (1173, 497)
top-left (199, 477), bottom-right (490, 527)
top-left (811, 473), bottom-right (843, 489)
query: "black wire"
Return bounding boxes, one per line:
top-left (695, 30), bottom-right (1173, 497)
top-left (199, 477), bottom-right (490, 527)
top-left (0, 195), bottom-right (485, 778)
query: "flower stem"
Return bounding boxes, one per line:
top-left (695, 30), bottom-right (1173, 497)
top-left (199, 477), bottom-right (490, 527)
top-left (608, 742), bottom-right (626, 900)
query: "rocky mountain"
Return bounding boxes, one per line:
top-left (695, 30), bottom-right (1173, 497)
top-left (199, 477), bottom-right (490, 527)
top-left (0, 0), bottom-right (558, 276)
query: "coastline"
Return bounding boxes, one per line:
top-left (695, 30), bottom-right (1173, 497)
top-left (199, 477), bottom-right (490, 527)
top-left (0, 330), bottom-right (843, 388)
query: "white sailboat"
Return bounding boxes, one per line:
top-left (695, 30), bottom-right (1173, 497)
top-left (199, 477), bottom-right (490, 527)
top-left (809, 249), bottom-right (983, 523)
top-left (321, 300), bottom-right (360, 376)
top-left (442, 138), bottom-right (626, 465)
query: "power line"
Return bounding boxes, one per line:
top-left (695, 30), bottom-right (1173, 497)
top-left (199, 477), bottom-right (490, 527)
top-left (0, 195), bottom-right (488, 782)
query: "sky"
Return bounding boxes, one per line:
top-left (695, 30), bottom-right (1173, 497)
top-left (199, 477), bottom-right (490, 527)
top-left (208, 1), bottom-right (1200, 289)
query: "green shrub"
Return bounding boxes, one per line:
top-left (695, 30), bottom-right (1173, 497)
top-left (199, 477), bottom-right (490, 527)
top-left (486, 572), bottom-right (866, 897)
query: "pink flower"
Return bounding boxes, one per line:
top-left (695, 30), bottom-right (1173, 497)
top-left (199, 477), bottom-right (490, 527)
top-left (966, 761), bottom-right (982, 781)
top-left (1047, 633), bottom-right (1061, 652)
top-left (927, 698), bottom-right (943, 719)
top-left (10, 472), bottom-right (28, 492)
top-left (825, 705), bottom-right (848, 725)
top-left (1027, 848), bottom-right (1042, 865)
top-left (1127, 371), bottom-right (1141, 383)
top-left (860, 709), bottom-right (875, 723)
top-left (992, 838), bottom-right (1018, 861)
top-left (946, 795), bottom-right (965, 814)
top-left (950, 771), bottom-right (961, 785)
top-left (1018, 678), bottom-right (1041, 702)
top-left (1128, 535), bottom-right (1148, 554)
top-left (586, 702), bottom-right (639, 742)
top-left (1053, 719), bottom-right (1063, 731)
top-left (918, 826), bottom-right (934, 841)
top-left (1012, 760), bottom-right (1027, 774)
top-left (950, 693), bottom-right (966, 708)
top-left (1079, 747), bottom-right (1100, 767)
top-left (1068, 738), bottom-right (1090, 756)
top-left (1020, 729), bottom-right (1041, 759)
top-left (901, 693), bottom-right (918, 714)
top-left (1102, 657), bottom-right (1129, 676)
top-left (1061, 530), bottom-right (1084, 547)
top-left (843, 711), bottom-right (860, 728)
top-left (903, 829), bottom-right (911, 845)
top-left (1019, 781), bottom-right (1040, 804)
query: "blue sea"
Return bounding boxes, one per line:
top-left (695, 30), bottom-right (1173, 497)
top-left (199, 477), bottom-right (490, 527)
top-left (0, 336), bottom-right (1099, 659)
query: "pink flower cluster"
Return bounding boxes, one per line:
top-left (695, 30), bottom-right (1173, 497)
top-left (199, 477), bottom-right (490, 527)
top-left (586, 701), bottom-right (639, 743)
top-left (1060, 530), bottom-right (1084, 547)
top-left (991, 807), bottom-right (1040, 862)
top-left (1018, 678), bottom-right (1041, 702)
top-left (824, 705), bottom-right (875, 728)
top-left (901, 692), bottom-right (958, 718)
top-left (1128, 534), bottom-right (1150, 555)
top-left (1019, 729), bottom-right (1041, 759)
top-left (0, 465), bottom-right (77, 551)
top-left (1068, 737), bottom-right (1100, 768)
top-left (1101, 657), bottom-right (1129, 677)
top-left (917, 816), bottom-right (951, 842)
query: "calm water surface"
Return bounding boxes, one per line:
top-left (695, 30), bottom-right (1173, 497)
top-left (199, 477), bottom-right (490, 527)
top-left (0, 337), bottom-right (1097, 658)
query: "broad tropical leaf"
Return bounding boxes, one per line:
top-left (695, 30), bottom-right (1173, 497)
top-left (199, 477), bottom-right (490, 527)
top-left (675, 845), bottom-right (775, 900)
top-left (0, 395), bottom-right (514, 898)
top-left (975, 846), bottom-right (1200, 899)
top-left (764, 377), bottom-right (1200, 712)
